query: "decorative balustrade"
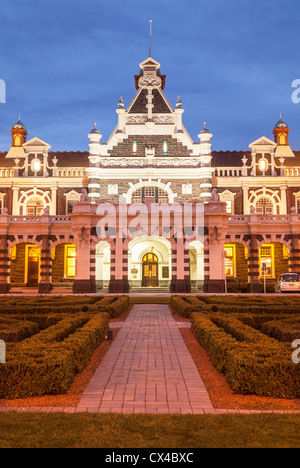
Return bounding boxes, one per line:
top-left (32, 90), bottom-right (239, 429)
top-left (214, 168), bottom-right (243, 177)
top-left (228, 215), bottom-right (250, 223)
top-left (4, 215), bottom-right (72, 224)
top-left (228, 214), bottom-right (293, 224)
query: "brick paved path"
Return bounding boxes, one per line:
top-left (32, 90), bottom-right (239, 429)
top-left (77, 304), bottom-right (214, 414)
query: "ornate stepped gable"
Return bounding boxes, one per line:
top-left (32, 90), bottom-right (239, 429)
top-left (107, 135), bottom-right (193, 158)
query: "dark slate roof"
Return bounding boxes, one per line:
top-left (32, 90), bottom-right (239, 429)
top-left (211, 151), bottom-right (250, 167)
top-left (48, 151), bottom-right (89, 167)
top-left (128, 89), bottom-right (173, 114)
top-left (282, 150), bottom-right (300, 166)
top-left (0, 152), bottom-right (14, 167)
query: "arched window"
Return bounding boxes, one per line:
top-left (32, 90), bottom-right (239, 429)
top-left (26, 197), bottom-right (44, 216)
top-left (256, 197), bottom-right (274, 215)
top-left (132, 187), bottom-right (169, 205)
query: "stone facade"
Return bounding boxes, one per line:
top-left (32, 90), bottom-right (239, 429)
top-left (0, 55), bottom-right (299, 294)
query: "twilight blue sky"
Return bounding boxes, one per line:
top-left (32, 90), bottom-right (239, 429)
top-left (0, 0), bottom-right (300, 152)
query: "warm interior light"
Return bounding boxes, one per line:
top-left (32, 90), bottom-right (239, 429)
top-left (33, 160), bottom-right (41, 172)
top-left (259, 159), bottom-right (267, 171)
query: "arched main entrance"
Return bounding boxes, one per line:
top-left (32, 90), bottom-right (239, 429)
top-left (128, 236), bottom-right (171, 290)
top-left (142, 253), bottom-right (159, 287)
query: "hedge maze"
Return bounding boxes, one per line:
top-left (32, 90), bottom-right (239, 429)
top-left (171, 296), bottom-right (300, 399)
top-left (0, 295), bottom-right (129, 399)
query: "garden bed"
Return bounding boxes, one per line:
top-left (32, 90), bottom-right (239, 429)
top-left (171, 296), bottom-right (300, 399)
top-left (0, 295), bottom-right (130, 399)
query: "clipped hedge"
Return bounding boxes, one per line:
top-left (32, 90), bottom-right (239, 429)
top-left (170, 296), bottom-right (205, 318)
top-left (0, 317), bottom-right (39, 343)
top-left (0, 313), bottom-right (109, 399)
top-left (191, 312), bottom-right (300, 399)
top-left (102, 296), bottom-right (130, 318)
top-left (261, 318), bottom-right (300, 343)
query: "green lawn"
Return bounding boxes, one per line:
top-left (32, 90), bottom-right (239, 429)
top-left (0, 413), bottom-right (299, 448)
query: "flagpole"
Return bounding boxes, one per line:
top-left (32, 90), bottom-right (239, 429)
top-left (149, 20), bottom-right (152, 57)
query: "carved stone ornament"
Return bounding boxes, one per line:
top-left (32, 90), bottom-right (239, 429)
top-left (99, 158), bottom-right (201, 168)
top-left (80, 189), bottom-right (88, 201)
top-left (210, 188), bottom-right (219, 201)
top-left (152, 116), bottom-right (174, 124)
top-left (138, 75), bottom-right (162, 88)
top-left (127, 116), bottom-right (148, 124)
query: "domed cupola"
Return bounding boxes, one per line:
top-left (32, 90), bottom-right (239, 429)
top-left (273, 114), bottom-right (289, 146)
top-left (11, 116), bottom-right (27, 147)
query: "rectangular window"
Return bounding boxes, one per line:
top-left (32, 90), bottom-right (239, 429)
top-left (65, 245), bottom-right (76, 278)
top-left (226, 200), bottom-right (233, 214)
top-left (133, 142), bottom-right (137, 153)
top-left (224, 245), bottom-right (235, 277)
top-left (163, 142), bottom-right (168, 154)
top-left (297, 199), bottom-right (300, 215)
top-left (260, 245), bottom-right (274, 278)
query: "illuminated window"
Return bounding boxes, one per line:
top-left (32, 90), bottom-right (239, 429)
top-left (143, 253), bottom-right (158, 263)
top-left (226, 201), bottom-right (233, 214)
top-left (283, 245), bottom-right (289, 260)
top-left (65, 245), bottom-right (76, 278)
top-left (259, 245), bottom-right (274, 277)
top-left (32, 159), bottom-right (41, 173)
top-left (224, 245), bottom-right (236, 277)
top-left (133, 142), bottom-right (137, 153)
top-left (259, 159), bottom-right (268, 172)
top-left (10, 245), bottom-right (17, 260)
top-left (163, 142), bottom-right (168, 154)
top-left (256, 197), bottom-right (273, 215)
top-left (26, 197), bottom-right (44, 216)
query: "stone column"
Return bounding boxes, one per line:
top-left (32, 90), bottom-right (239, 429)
top-left (38, 235), bottom-right (52, 294)
top-left (203, 201), bottom-right (228, 293)
top-left (170, 237), bottom-right (191, 293)
top-left (109, 237), bottom-right (129, 293)
top-left (12, 186), bottom-right (19, 215)
top-left (289, 208), bottom-right (300, 275)
top-left (247, 234), bottom-right (261, 292)
top-left (0, 235), bottom-right (11, 293)
top-left (73, 235), bottom-right (96, 293)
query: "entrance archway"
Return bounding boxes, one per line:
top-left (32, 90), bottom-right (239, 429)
top-left (142, 253), bottom-right (159, 287)
top-left (128, 236), bottom-right (171, 290)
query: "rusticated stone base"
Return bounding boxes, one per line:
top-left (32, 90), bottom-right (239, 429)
top-left (0, 282), bottom-right (11, 294)
top-left (203, 279), bottom-right (226, 293)
top-left (170, 279), bottom-right (191, 293)
top-left (38, 282), bottom-right (53, 294)
top-left (247, 282), bottom-right (262, 293)
top-left (109, 279), bottom-right (130, 293)
top-left (73, 279), bottom-right (97, 294)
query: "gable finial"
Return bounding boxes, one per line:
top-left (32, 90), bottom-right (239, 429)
top-left (149, 20), bottom-right (153, 57)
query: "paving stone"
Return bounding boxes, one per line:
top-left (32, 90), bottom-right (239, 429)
top-left (77, 305), bottom-right (214, 413)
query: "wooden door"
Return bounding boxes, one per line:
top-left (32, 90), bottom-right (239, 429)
top-left (142, 253), bottom-right (159, 287)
